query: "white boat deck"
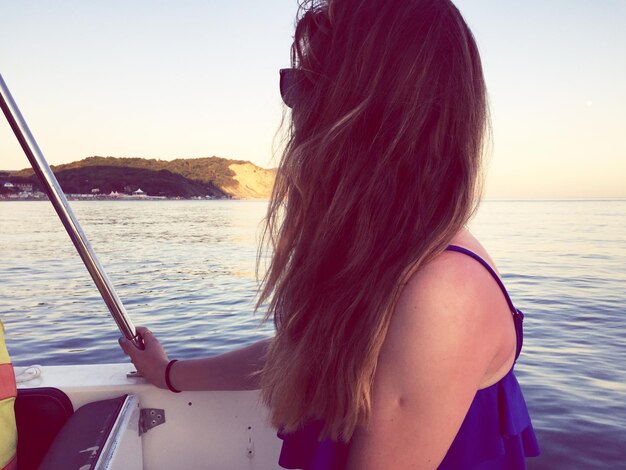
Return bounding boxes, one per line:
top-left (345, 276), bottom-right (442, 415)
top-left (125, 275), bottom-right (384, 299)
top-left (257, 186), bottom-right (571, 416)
top-left (16, 363), bottom-right (283, 470)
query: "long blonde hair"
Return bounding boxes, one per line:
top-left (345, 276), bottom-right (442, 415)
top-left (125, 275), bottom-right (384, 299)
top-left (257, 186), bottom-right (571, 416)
top-left (258, 0), bottom-right (487, 441)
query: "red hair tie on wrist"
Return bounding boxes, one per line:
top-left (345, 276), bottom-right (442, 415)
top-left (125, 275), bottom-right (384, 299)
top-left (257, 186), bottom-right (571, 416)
top-left (165, 359), bottom-right (181, 393)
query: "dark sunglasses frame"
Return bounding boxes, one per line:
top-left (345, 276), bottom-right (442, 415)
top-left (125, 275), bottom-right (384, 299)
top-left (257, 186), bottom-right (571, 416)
top-left (279, 68), bottom-right (300, 108)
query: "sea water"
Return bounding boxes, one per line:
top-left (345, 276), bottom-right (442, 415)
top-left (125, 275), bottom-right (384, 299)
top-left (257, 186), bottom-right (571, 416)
top-left (1, 199), bottom-right (625, 468)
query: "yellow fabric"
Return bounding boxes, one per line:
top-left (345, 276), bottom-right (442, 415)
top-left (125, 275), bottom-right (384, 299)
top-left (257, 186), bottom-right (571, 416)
top-left (0, 399), bottom-right (17, 468)
top-left (0, 321), bottom-right (9, 363)
top-left (0, 320), bottom-right (17, 469)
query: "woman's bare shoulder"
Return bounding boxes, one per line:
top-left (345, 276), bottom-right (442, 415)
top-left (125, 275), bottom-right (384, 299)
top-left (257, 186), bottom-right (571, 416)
top-left (347, 232), bottom-right (517, 468)
top-left (347, 233), bottom-right (515, 468)
top-left (405, 237), bottom-right (499, 317)
top-left (389, 229), bottom-right (517, 392)
top-left (399, 230), bottom-right (515, 375)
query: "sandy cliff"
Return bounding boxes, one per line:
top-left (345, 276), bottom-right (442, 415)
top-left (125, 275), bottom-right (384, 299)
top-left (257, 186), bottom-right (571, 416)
top-left (223, 163), bottom-right (275, 199)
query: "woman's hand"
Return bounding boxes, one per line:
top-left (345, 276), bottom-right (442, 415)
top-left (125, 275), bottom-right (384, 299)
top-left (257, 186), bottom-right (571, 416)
top-left (119, 326), bottom-right (170, 389)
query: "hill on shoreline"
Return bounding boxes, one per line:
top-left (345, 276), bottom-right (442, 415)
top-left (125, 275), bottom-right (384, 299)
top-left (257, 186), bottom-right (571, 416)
top-left (3, 156), bottom-right (275, 199)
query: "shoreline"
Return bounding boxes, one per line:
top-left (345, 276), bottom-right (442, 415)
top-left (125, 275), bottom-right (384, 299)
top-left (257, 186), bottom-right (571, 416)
top-left (0, 195), bottom-right (270, 202)
top-left (2, 195), bottom-right (623, 203)
top-left (0, 194), bottom-right (223, 201)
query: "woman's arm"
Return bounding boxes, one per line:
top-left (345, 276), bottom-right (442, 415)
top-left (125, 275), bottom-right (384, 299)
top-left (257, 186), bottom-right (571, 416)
top-left (119, 326), bottom-right (270, 391)
top-left (347, 250), bottom-right (515, 469)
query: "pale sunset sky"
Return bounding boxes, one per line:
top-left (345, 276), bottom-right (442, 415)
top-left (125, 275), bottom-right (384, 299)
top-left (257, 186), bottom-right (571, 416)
top-left (1, 1), bottom-right (624, 199)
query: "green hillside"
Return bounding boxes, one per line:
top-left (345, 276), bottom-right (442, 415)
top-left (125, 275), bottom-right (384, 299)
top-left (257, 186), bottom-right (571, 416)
top-left (4, 156), bottom-right (272, 198)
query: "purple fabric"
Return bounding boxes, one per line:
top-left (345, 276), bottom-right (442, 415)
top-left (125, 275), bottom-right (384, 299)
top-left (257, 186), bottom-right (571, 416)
top-left (278, 421), bottom-right (349, 470)
top-left (278, 245), bottom-right (540, 469)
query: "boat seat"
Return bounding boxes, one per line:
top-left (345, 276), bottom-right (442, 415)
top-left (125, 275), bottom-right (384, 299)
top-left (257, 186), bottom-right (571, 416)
top-left (15, 387), bottom-right (74, 470)
top-left (38, 394), bottom-right (142, 470)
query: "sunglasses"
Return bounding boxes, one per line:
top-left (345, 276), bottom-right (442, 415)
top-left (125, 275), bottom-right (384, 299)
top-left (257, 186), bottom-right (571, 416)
top-left (279, 68), bottom-right (301, 108)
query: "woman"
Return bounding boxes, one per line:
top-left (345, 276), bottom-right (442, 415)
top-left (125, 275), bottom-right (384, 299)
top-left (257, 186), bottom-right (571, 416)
top-left (120, 0), bottom-right (540, 468)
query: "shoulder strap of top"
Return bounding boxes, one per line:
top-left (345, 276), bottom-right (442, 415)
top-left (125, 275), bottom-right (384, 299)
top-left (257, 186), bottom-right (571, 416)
top-left (445, 245), bottom-right (517, 315)
top-left (445, 244), bottom-right (525, 360)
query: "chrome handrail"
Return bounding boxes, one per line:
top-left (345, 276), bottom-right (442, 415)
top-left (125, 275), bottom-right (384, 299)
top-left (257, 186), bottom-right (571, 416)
top-left (0, 73), bottom-right (142, 349)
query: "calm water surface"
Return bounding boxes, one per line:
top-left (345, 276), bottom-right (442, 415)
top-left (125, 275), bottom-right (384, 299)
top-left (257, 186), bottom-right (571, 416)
top-left (1, 199), bottom-right (625, 469)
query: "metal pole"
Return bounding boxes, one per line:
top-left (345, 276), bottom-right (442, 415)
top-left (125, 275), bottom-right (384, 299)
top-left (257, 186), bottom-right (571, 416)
top-left (0, 73), bottom-right (142, 349)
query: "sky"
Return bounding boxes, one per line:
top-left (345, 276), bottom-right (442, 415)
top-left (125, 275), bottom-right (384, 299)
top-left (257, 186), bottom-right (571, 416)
top-left (1, 0), bottom-right (624, 199)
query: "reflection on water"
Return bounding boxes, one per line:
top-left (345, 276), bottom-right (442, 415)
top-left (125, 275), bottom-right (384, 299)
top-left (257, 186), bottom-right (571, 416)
top-left (0, 200), bottom-right (274, 366)
top-left (1, 199), bottom-right (625, 468)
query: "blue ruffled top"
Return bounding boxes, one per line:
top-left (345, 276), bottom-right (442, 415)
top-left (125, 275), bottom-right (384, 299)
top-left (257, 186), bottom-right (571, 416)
top-left (277, 246), bottom-right (540, 469)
